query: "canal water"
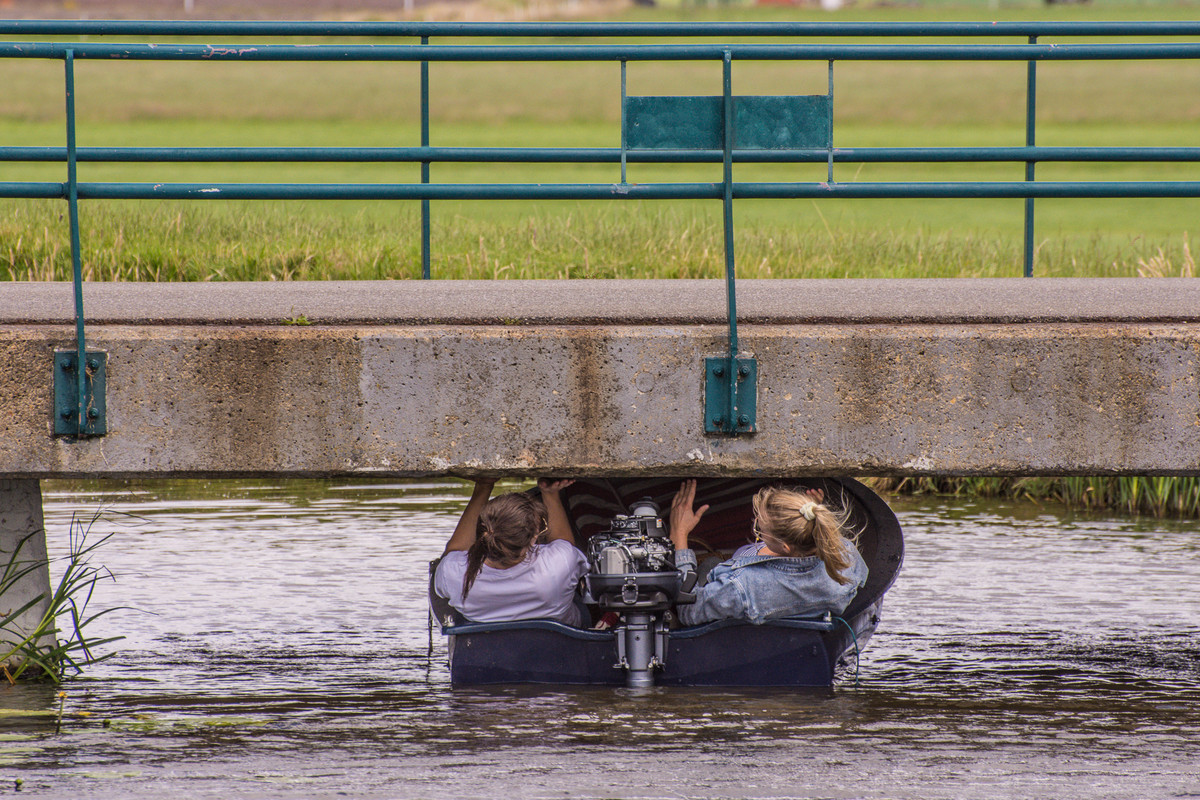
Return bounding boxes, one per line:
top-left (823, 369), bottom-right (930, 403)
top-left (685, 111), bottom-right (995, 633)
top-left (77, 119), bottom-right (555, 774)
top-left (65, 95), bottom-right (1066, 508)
top-left (3, 479), bottom-right (1198, 799)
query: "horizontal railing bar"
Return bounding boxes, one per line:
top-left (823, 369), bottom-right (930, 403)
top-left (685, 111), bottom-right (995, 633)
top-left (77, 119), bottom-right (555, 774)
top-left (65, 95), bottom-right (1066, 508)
top-left (4, 41), bottom-right (1200, 61)
top-left (5, 20), bottom-right (1200, 37)
top-left (0, 182), bottom-right (62, 198)
top-left (5, 145), bottom-right (1200, 164)
top-left (830, 147), bottom-right (1200, 163)
top-left (738, 181), bottom-right (1200, 199)
top-left (5, 180), bottom-right (1200, 201)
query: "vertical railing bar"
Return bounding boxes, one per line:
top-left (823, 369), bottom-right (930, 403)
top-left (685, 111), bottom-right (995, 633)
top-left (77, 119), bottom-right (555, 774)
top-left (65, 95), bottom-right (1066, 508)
top-left (722, 50), bottom-right (737, 359)
top-left (722, 49), bottom-right (739, 432)
top-left (65, 49), bottom-right (86, 436)
top-left (420, 34), bottom-right (431, 280)
top-left (827, 59), bottom-right (835, 184)
top-left (1024, 34), bottom-right (1037, 278)
top-left (620, 59), bottom-right (627, 185)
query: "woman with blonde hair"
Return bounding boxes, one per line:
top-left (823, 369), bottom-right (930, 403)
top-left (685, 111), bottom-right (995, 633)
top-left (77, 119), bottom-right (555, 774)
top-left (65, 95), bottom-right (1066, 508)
top-left (433, 477), bottom-right (588, 627)
top-left (669, 479), bottom-right (868, 626)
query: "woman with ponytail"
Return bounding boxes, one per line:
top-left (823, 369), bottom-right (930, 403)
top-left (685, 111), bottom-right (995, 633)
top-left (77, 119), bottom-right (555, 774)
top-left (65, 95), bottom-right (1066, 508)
top-left (668, 480), bottom-right (868, 626)
top-left (433, 477), bottom-right (589, 626)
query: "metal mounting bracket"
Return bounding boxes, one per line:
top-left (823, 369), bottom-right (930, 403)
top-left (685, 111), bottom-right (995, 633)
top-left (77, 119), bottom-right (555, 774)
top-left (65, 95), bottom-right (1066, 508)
top-left (53, 350), bottom-right (107, 437)
top-left (704, 356), bottom-right (757, 435)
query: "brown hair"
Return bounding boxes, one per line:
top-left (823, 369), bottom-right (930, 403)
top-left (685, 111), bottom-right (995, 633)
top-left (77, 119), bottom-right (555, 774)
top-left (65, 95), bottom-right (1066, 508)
top-left (751, 486), bottom-right (857, 585)
top-left (462, 492), bottom-right (549, 600)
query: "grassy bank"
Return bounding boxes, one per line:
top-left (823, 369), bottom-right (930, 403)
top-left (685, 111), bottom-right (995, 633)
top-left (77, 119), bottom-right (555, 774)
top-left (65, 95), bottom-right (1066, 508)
top-left (866, 476), bottom-right (1200, 518)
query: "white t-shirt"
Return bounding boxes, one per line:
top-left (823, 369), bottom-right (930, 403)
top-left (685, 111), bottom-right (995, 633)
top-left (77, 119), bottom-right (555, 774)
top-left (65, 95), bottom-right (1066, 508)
top-left (434, 539), bottom-right (590, 627)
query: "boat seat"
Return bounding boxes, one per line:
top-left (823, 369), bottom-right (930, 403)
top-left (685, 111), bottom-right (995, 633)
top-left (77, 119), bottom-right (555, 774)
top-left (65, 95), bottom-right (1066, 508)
top-left (430, 557), bottom-right (612, 641)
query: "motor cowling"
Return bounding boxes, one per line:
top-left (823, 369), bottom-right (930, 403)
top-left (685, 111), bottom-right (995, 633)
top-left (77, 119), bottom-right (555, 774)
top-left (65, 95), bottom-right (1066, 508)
top-left (582, 499), bottom-right (696, 612)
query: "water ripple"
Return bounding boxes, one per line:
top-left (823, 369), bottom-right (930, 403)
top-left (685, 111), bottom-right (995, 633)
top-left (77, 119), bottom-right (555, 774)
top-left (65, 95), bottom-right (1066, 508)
top-left (1, 479), bottom-right (1195, 800)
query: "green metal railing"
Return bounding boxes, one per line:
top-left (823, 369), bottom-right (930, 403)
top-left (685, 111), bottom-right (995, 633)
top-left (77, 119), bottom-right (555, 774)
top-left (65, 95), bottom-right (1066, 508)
top-left (3, 20), bottom-right (1200, 437)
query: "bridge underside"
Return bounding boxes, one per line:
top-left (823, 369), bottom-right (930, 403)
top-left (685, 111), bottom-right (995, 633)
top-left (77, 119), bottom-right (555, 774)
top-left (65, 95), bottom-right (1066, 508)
top-left (2, 279), bottom-right (1199, 479)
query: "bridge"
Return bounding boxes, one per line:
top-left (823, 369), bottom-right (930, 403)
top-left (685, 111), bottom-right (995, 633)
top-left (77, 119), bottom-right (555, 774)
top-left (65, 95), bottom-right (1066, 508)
top-left (6, 275), bottom-right (1200, 666)
top-left (4, 19), bottom-right (1200, 669)
top-left (3, 278), bottom-right (1200, 481)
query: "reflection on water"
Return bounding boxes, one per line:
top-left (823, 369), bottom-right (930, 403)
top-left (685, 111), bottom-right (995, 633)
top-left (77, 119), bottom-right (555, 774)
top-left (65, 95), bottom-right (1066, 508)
top-left (1, 480), bottom-right (1197, 799)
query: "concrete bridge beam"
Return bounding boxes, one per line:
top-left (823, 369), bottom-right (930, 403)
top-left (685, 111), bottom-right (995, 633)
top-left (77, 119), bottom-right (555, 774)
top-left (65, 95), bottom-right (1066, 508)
top-left (1, 278), bottom-right (1199, 479)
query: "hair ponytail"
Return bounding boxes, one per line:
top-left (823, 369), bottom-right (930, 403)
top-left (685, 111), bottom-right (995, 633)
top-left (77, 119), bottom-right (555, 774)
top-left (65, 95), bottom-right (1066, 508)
top-left (752, 486), bottom-right (856, 585)
top-left (461, 493), bottom-right (548, 601)
top-left (461, 526), bottom-right (492, 600)
top-left (808, 506), bottom-right (853, 585)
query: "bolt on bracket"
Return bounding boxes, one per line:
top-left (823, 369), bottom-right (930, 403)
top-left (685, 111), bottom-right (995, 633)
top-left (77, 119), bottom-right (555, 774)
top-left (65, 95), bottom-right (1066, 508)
top-left (53, 350), bottom-right (107, 437)
top-left (704, 356), bottom-right (757, 435)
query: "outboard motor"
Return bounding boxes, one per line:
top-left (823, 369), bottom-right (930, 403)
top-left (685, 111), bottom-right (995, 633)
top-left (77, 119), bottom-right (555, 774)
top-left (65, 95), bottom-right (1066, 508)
top-left (581, 499), bottom-right (696, 688)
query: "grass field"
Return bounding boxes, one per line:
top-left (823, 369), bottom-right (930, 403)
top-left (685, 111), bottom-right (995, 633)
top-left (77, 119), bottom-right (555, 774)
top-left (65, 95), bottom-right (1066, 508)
top-left (3, 0), bottom-right (1200, 280)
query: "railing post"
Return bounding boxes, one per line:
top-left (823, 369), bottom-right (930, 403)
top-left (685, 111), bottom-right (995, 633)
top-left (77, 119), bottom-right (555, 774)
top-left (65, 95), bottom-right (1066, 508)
top-left (827, 59), bottom-right (835, 184)
top-left (1024, 34), bottom-right (1037, 278)
top-left (619, 59), bottom-right (628, 185)
top-left (420, 35), bottom-right (431, 280)
top-left (54, 49), bottom-right (106, 438)
top-left (705, 49), bottom-right (756, 436)
top-left (722, 50), bottom-right (737, 360)
top-left (67, 51), bottom-right (85, 428)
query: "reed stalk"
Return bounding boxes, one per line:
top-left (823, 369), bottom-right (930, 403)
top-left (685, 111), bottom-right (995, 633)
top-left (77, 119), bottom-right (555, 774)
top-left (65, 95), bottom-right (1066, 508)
top-left (0, 512), bottom-right (123, 683)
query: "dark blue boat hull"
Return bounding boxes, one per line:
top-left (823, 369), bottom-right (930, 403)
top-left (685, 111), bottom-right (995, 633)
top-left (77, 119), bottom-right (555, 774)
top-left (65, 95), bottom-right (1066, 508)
top-left (444, 600), bottom-right (882, 687)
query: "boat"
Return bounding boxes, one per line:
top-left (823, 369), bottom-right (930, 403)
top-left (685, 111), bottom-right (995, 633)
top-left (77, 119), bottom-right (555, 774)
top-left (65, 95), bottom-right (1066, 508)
top-left (429, 477), bottom-right (904, 688)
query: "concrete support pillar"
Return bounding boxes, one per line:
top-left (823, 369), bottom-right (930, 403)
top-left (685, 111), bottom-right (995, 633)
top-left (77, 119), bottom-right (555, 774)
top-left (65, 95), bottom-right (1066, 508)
top-left (0, 479), bottom-right (53, 670)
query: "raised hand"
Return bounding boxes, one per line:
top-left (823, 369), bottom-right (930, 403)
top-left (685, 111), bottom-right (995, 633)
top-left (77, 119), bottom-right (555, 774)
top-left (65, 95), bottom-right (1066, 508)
top-left (669, 479), bottom-right (709, 550)
top-left (538, 478), bottom-right (575, 495)
top-left (538, 478), bottom-right (577, 547)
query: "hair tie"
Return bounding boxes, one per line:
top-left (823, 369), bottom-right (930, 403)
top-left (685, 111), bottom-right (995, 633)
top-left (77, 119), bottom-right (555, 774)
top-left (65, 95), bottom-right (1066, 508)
top-left (797, 501), bottom-right (817, 521)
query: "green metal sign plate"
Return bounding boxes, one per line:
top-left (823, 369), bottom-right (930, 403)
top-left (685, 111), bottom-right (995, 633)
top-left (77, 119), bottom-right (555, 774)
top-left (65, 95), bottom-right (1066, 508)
top-left (704, 356), bottom-right (757, 435)
top-left (624, 95), bottom-right (831, 151)
top-left (53, 350), bottom-right (107, 437)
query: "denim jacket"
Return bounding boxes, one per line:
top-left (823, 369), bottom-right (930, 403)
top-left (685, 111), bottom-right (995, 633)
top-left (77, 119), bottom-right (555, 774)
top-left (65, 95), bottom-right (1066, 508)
top-left (674, 543), bottom-right (869, 626)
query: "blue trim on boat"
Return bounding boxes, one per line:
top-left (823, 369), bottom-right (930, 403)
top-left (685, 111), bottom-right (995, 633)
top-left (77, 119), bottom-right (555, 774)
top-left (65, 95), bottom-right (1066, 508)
top-left (443, 619), bottom-right (616, 641)
top-left (441, 614), bottom-right (834, 641)
top-left (669, 615), bottom-right (836, 638)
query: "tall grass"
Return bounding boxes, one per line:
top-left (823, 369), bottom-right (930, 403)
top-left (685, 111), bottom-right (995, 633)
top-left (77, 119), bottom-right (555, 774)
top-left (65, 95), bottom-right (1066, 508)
top-left (868, 476), bottom-right (1200, 518)
top-left (5, 198), bottom-right (1198, 281)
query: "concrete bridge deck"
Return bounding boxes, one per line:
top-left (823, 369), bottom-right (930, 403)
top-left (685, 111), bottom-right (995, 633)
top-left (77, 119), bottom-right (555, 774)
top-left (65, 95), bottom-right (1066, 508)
top-left (2, 278), bottom-right (1199, 478)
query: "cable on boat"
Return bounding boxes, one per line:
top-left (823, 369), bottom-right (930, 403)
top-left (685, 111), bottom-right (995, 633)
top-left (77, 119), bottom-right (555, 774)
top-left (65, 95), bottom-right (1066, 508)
top-left (834, 615), bottom-right (860, 686)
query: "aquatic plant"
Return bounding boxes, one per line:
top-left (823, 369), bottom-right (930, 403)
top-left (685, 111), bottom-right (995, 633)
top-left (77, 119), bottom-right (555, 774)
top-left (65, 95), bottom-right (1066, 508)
top-left (0, 513), bottom-right (123, 684)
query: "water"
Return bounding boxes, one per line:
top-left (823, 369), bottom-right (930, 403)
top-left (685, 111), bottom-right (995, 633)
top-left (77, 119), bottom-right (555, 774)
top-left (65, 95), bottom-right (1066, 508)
top-left (3, 479), bottom-right (1198, 799)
